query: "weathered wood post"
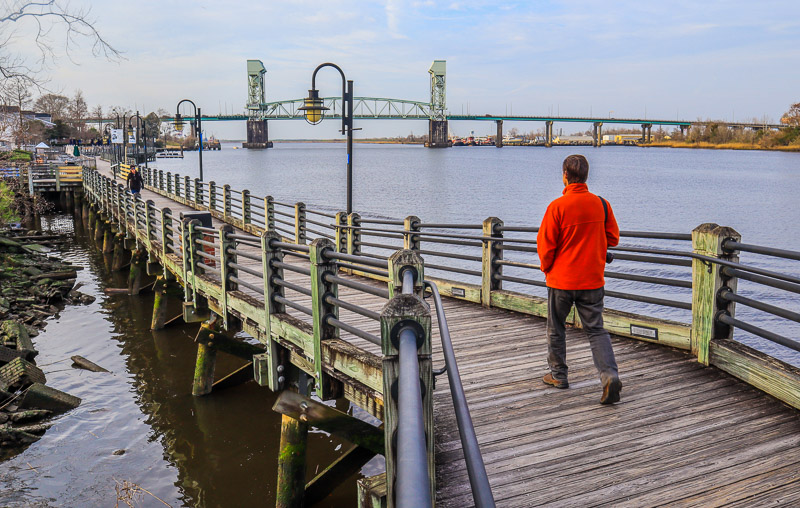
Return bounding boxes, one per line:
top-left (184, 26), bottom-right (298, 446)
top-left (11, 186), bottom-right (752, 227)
top-left (160, 208), bottom-right (174, 258)
top-left (691, 223), bottom-right (741, 365)
top-left (208, 181), bottom-right (217, 212)
top-left (151, 276), bottom-right (171, 330)
top-left (158, 169), bottom-right (165, 191)
top-left (481, 217), bottom-right (503, 307)
top-left (334, 212), bottom-right (347, 254)
top-left (404, 215), bottom-right (421, 251)
top-left (192, 315), bottom-right (223, 396)
top-left (166, 171), bottom-right (173, 195)
top-left (256, 230), bottom-right (284, 391)
top-left (308, 238), bottom-right (340, 399)
top-left (242, 190), bottom-right (252, 227)
top-left (347, 212), bottom-right (361, 258)
top-left (295, 202), bottom-right (307, 245)
top-left (194, 178), bottom-right (203, 207)
top-left (223, 184), bottom-right (232, 220)
top-left (275, 411), bottom-right (309, 508)
top-left (111, 233), bottom-right (126, 271)
top-left (264, 195), bottom-right (276, 231)
top-left (175, 173), bottom-right (181, 198)
top-left (102, 221), bottom-right (115, 253)
top-left (218, 224), bottom-right (236, 329)
top-left (144, 200), bottom-right (156, 249)
top-left (381, 249), bottom-right (434, 507)
top-left (128, 248), bottom-right (146, 295)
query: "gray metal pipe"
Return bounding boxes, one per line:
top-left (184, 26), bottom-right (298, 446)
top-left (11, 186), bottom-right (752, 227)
top-left (426, 281), bottom-right (496, 508)
top-left (396, 326), bottom-right (432, 508)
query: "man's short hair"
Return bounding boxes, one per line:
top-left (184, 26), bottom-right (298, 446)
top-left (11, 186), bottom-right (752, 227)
top-left (563, 154), bottom-right (589, 184)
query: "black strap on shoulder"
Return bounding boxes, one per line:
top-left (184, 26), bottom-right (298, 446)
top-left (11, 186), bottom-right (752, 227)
top-left (598, 195), bottom-right (608, 224)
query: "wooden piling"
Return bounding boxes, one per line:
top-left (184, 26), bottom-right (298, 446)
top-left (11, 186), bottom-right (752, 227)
top-left (102, 224), bottom-right (114, 253)
top-left (192, 317), bottom-right (222, 396)
top-left (276, 413), bottom-right (308, 508)
top-left (111, 233), bottom-right (126, 271)
top-left (128, 249), bottom-right (145, 295)
top-left (151, 276), bottom-right (170, 330)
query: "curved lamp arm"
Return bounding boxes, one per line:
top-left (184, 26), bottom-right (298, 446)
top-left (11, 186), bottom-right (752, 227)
top-left (311, 63), bottom-right (348, 131)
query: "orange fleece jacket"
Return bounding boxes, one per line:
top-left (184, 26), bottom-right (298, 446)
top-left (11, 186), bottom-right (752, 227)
top-left (537, 183), bottom-right (619, 290)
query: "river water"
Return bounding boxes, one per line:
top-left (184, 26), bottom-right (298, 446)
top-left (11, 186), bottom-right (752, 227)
top-left (1, 144), bottom-right (798, 506)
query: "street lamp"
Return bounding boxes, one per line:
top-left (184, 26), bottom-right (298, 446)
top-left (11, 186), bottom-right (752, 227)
top-left (175, 99), bottom-right (203, 181)
top-left (298, 63), bottom-right (355, 214)
top-left (129, 111), bottom-right (149, 169)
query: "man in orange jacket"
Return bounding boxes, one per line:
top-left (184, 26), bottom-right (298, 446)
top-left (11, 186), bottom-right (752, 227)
top-left (537, 154), bottom-right (622, 404)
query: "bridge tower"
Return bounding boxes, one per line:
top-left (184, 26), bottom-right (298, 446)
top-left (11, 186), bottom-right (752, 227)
top-left (427, 60), bottom-right (450, 148)
top-left (244, 59), bottom-right (273, 149)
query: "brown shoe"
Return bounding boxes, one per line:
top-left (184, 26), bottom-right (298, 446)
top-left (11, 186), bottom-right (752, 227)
top-left (543, 373), bottom-right (569, 389)
top-left (600, 378), bottom-right (622, 404)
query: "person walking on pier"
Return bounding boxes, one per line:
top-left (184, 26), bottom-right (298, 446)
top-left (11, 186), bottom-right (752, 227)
top-left (537, 154), bottom-right (622, 404)
top-left (127, 166), bottom-right (143, 195)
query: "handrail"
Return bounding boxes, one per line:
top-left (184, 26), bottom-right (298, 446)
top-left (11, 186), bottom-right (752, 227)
top-left (396, 268), bottom-right (433, 508)
top-left (425, 280), bottom-right (495, 507)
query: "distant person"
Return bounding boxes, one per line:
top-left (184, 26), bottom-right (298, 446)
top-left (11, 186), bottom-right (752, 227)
top-left (537, 154), bottom-right (622, 404)
top-left (127, 166), bottom-right (143, 195)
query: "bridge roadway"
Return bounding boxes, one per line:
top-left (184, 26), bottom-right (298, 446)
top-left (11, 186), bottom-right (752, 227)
top-left (97, 159), bottom-right (800, 506)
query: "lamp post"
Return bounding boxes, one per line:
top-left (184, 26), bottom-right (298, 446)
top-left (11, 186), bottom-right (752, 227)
top-left (298, 63), bottom-right (355, 214)
top-left (175, 99), bottom-right (203, 181)
top-left (130, 111), bottom-right (149, 169)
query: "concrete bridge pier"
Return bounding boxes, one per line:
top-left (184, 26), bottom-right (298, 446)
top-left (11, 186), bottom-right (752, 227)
top-left (243, 119), bottom-right (273, 149)
top-left (642, 123), bottom-right (653, 143)
top-left (495, 120), bottom-right (503, 147)
top-left (427, 119), bottom-right (451, 148)
top-left (545, 121), bottom-right (553, 147)
top-left (680, 125), bottom-right (688, 137)
top-left (592, 122), bottom-right (603, 147)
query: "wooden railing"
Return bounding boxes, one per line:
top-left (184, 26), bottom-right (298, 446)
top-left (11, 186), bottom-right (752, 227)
top-left (114, 163), bottom-right (800, 412)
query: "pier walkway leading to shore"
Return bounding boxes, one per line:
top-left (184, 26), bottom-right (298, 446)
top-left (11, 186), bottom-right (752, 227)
top-left (84, 158), bottom-right (800, 507)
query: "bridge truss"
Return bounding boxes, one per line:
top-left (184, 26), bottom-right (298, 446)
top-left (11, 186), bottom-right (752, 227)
top-left (247, 96), bottom-right (433, 120)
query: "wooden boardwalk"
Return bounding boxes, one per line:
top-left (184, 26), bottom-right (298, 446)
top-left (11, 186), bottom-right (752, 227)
top-left (97, 161), bottom-right (800, 507)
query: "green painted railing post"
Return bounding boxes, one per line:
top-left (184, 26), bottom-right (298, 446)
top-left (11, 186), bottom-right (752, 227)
top-left (482, 217), bottom-right (503, 307)
top-left (381, 249), bottom-right (434, 507)
top-left (224, 184), bottom-right (232, 220)
top-left (347, 212), bottom-right (361, 258)
top-left (403, 215), bottom-right (421, 251)
top-left (256, 230), bottom-right (284, 391)
top-left (242, 190), bottom-right (252, 226)
top-left (295, 202), bottom-right (307, 244)
top-left (218, 224), bottom-right (235, 330)
top-left (161, 208), bottom-right (173, 257)
top-left (186, 219), bottom-right (202, 305)
top-left (309, 238), bottom-right (339, 399)
top-left (209, 181), bottom-right (217, 212)
top-left (691, 223), bottom-right (741, 365)
top-left (334, 212), bottom-right (347, 254)
top-left (145, 199), bottom-right (156, 248)
top-left (264, 195), bottom-right (276, 230)
top-left (194, 178), bottom-right (203, 206)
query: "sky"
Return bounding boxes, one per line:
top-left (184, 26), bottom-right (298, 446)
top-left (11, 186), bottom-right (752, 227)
top-left (6, 0), bottom-right (800, 139)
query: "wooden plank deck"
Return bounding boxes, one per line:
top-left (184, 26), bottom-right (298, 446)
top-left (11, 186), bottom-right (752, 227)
top-left (95, 160), bottom-right (800, 507)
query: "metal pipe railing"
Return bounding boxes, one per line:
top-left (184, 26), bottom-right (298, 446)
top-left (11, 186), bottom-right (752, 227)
top-left (425, 280), bottom-right (495, 507)
top-left (396, 267), bottom-right (432, 508)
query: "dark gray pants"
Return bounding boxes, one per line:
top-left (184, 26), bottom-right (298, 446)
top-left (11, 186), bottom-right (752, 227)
top-left (546, 287), bottom-right (619, 385)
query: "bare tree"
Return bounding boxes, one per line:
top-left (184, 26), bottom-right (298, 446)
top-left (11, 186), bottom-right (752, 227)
top-left (68, 89), bottom-right (87, 134)
top-left (34, 92), bottom-right (69, 119)
top-left (90, 103), bottom-right (102, 133)
top-left (3, 78), bottom-right (33, 145)
top-left (0, 1), bottom-right (121, 88)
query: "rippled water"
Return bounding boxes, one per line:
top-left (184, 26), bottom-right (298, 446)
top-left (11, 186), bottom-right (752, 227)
top-left (0, 215), bottom-right (367, 507)
top-left (153, 143), bottom-right (800, 365)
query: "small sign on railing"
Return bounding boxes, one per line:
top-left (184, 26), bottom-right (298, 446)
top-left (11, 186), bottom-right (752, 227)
top-left (630, 324), bottom-right (658, 341)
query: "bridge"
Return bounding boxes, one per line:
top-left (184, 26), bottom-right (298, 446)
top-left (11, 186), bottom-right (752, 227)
top-left (21, 152), bottom-right (796, 506)
top-left (159, 59), bottom-right (785, 149)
